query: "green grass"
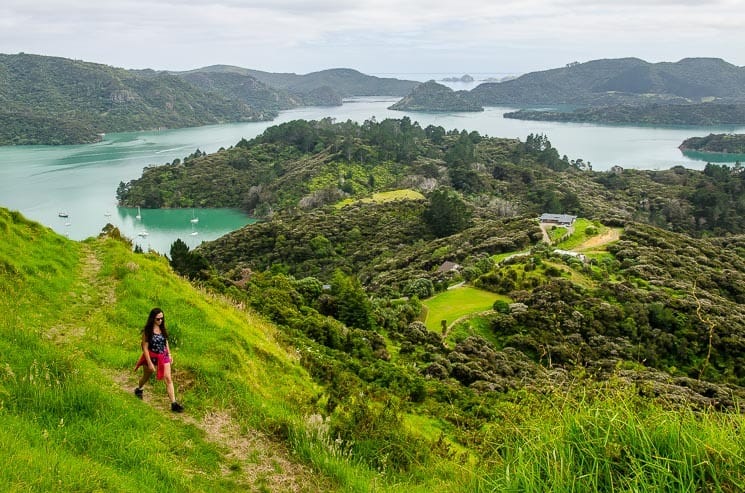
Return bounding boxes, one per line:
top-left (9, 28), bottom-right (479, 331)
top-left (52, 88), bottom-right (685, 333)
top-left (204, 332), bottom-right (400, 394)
top-left (447, 315), bottom-right (502, 347)
top-left (492, 249), bottom-right (530, 263)
top-left (478, 383), bottom-right (745, 492)
top-left (0, 209), bottom-right (338, 492)
top-left (421, 286), bottom-right (504, 332)
top-left (547, 224), bottom-right (570, 242)
top-left (555, 218), bottom-right (603, 250)
top-left (336, 189), bottom-right (425, 208)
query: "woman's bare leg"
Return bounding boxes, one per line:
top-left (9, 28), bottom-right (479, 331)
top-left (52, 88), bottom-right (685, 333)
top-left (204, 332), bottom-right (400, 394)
top-left (163, 363), bottom-right (176, 403)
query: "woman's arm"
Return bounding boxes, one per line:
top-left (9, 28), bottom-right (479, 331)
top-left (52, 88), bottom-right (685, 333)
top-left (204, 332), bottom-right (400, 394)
top-left (142, 333), bottom-right (155, 370)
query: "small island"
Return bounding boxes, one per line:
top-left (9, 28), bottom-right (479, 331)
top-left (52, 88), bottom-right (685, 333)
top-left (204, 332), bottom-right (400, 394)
top-left (679, 133), bottom-right (745, 154)
top-left (441, 74), bottom-right (474, 83)
top-left (388, 80), bottom-right (484, 112)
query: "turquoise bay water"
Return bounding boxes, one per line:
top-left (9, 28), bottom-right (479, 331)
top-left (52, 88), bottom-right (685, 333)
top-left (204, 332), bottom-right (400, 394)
top-left (1, 96), bottom-right (744, 253)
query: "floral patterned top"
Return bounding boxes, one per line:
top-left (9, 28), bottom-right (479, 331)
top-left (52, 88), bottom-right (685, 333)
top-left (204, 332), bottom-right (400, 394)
top-left (149, 332), bottom-right (167, 354)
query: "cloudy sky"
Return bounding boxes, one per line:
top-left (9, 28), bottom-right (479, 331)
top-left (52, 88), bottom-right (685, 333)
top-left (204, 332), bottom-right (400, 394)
top-left (2, 0), bottom-right (744, 78)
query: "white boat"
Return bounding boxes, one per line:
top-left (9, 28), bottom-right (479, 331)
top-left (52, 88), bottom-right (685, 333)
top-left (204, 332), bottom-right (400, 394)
top-left (104, 211), bottom-right (112, 217)
top-left (137, 230), bottom-right (148, 237)
top-left (136, 206), bottom-right (142, 220)
top-left (58, 212), bottom-right (69, 218)
top-left (190, 208), bottom-right (199, 224)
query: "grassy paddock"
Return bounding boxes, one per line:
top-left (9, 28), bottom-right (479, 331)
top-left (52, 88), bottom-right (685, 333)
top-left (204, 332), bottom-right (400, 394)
top-left (336, 189), bottom-right (425, 208)
top-left (422, 286), bottom-right (503, 332)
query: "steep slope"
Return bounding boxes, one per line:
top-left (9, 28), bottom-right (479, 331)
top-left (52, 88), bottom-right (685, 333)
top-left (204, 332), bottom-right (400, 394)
top-left (0, 208), bottom-right (334, 491)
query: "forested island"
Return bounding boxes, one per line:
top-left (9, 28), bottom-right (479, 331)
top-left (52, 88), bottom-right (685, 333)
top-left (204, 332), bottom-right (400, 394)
top-left (388, 80), bottom-right (483, 112)
top-left (504, 103), bottom-right (745, 126)
top-left (680, 133), bottom-right (745, 154)
top-left (119, 118), bottom-right (745, 237)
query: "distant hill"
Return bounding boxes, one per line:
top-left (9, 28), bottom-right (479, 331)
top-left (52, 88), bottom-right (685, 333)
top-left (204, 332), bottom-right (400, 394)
top-left (0, 53), bottom-right (268, 145)
top-left (470, 57), bottom-right (745, 106)
top-left (388, 80), bottom-right (483, 112)
top-left (176, 69), bottom-right (342, 109)
top-left (0, 54), bottom-right (419, 145)
top-left (192, 65), bottom-right (419, 97)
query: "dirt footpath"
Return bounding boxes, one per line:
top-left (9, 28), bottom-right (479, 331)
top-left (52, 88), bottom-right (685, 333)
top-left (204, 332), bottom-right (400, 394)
top-left (575, 228), bottom-right (621, 251)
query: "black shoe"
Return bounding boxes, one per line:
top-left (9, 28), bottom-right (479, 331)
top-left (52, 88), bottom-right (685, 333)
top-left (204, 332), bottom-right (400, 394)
top-left (171, 402), bottom-right (184, 413)
top-left (134, 388), bottom-right (143, 399)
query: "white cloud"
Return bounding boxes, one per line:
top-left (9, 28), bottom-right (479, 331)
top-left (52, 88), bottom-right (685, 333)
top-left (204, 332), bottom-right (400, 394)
top-left (1, 0), bottom-right (744, 74)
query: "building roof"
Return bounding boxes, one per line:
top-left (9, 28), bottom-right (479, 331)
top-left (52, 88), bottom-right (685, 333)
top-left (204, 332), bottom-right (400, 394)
top-left (437, 261), bottom-right (461, 273)
top-left (540, 213), bottom-right (577, 224)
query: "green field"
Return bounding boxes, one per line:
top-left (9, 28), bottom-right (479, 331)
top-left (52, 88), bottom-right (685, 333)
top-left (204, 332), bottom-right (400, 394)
top-left (336, 189), bottom-right (425, 208)
top-left (422, 285), bottom-right (504, 332)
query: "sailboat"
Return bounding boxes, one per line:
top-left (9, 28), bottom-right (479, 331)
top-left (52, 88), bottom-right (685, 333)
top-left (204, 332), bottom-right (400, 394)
top-left (190, 208), bottom-right (199, 224)
top-left (136, 206), bottom-right (142, 220)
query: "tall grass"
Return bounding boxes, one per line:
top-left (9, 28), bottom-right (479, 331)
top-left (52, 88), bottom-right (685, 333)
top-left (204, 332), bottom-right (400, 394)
top-left (475, 384), bottom-right (744, 492)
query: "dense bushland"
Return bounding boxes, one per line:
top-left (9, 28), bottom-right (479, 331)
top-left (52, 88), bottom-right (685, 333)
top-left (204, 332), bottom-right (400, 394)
top-left (680, 133), bottom-right (745, 154)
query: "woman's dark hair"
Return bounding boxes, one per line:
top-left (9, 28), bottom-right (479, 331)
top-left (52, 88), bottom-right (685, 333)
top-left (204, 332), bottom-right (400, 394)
top-left (142, 307), bottom-right (169, 340)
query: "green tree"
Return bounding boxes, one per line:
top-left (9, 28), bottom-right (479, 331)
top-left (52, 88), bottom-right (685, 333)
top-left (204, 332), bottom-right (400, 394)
top-left (169, 239), bottom-right (210, 280)
top-left (331, 270), bottom-right (373, 330)
top-left (423, 189), bottom-right (473, 237)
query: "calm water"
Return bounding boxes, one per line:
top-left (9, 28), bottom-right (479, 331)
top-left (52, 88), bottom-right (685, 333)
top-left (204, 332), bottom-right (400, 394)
top-left (2, 96), bottom-right (744, 253)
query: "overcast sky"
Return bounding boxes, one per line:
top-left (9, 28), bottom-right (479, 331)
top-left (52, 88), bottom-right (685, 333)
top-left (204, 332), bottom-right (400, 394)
top-left (2, 0), bottom-right (744, 78)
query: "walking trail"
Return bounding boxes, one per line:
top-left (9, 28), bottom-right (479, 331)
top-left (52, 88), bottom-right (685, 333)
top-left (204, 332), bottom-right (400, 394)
top-left (50, 242), bottom-right (324, 492)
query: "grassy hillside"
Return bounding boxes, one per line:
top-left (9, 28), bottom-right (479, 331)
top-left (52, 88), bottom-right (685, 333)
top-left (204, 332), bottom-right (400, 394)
top-left (0, 208), bottom-right (338, 491)
top-left (3, 208), bottom-right (745, 492)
